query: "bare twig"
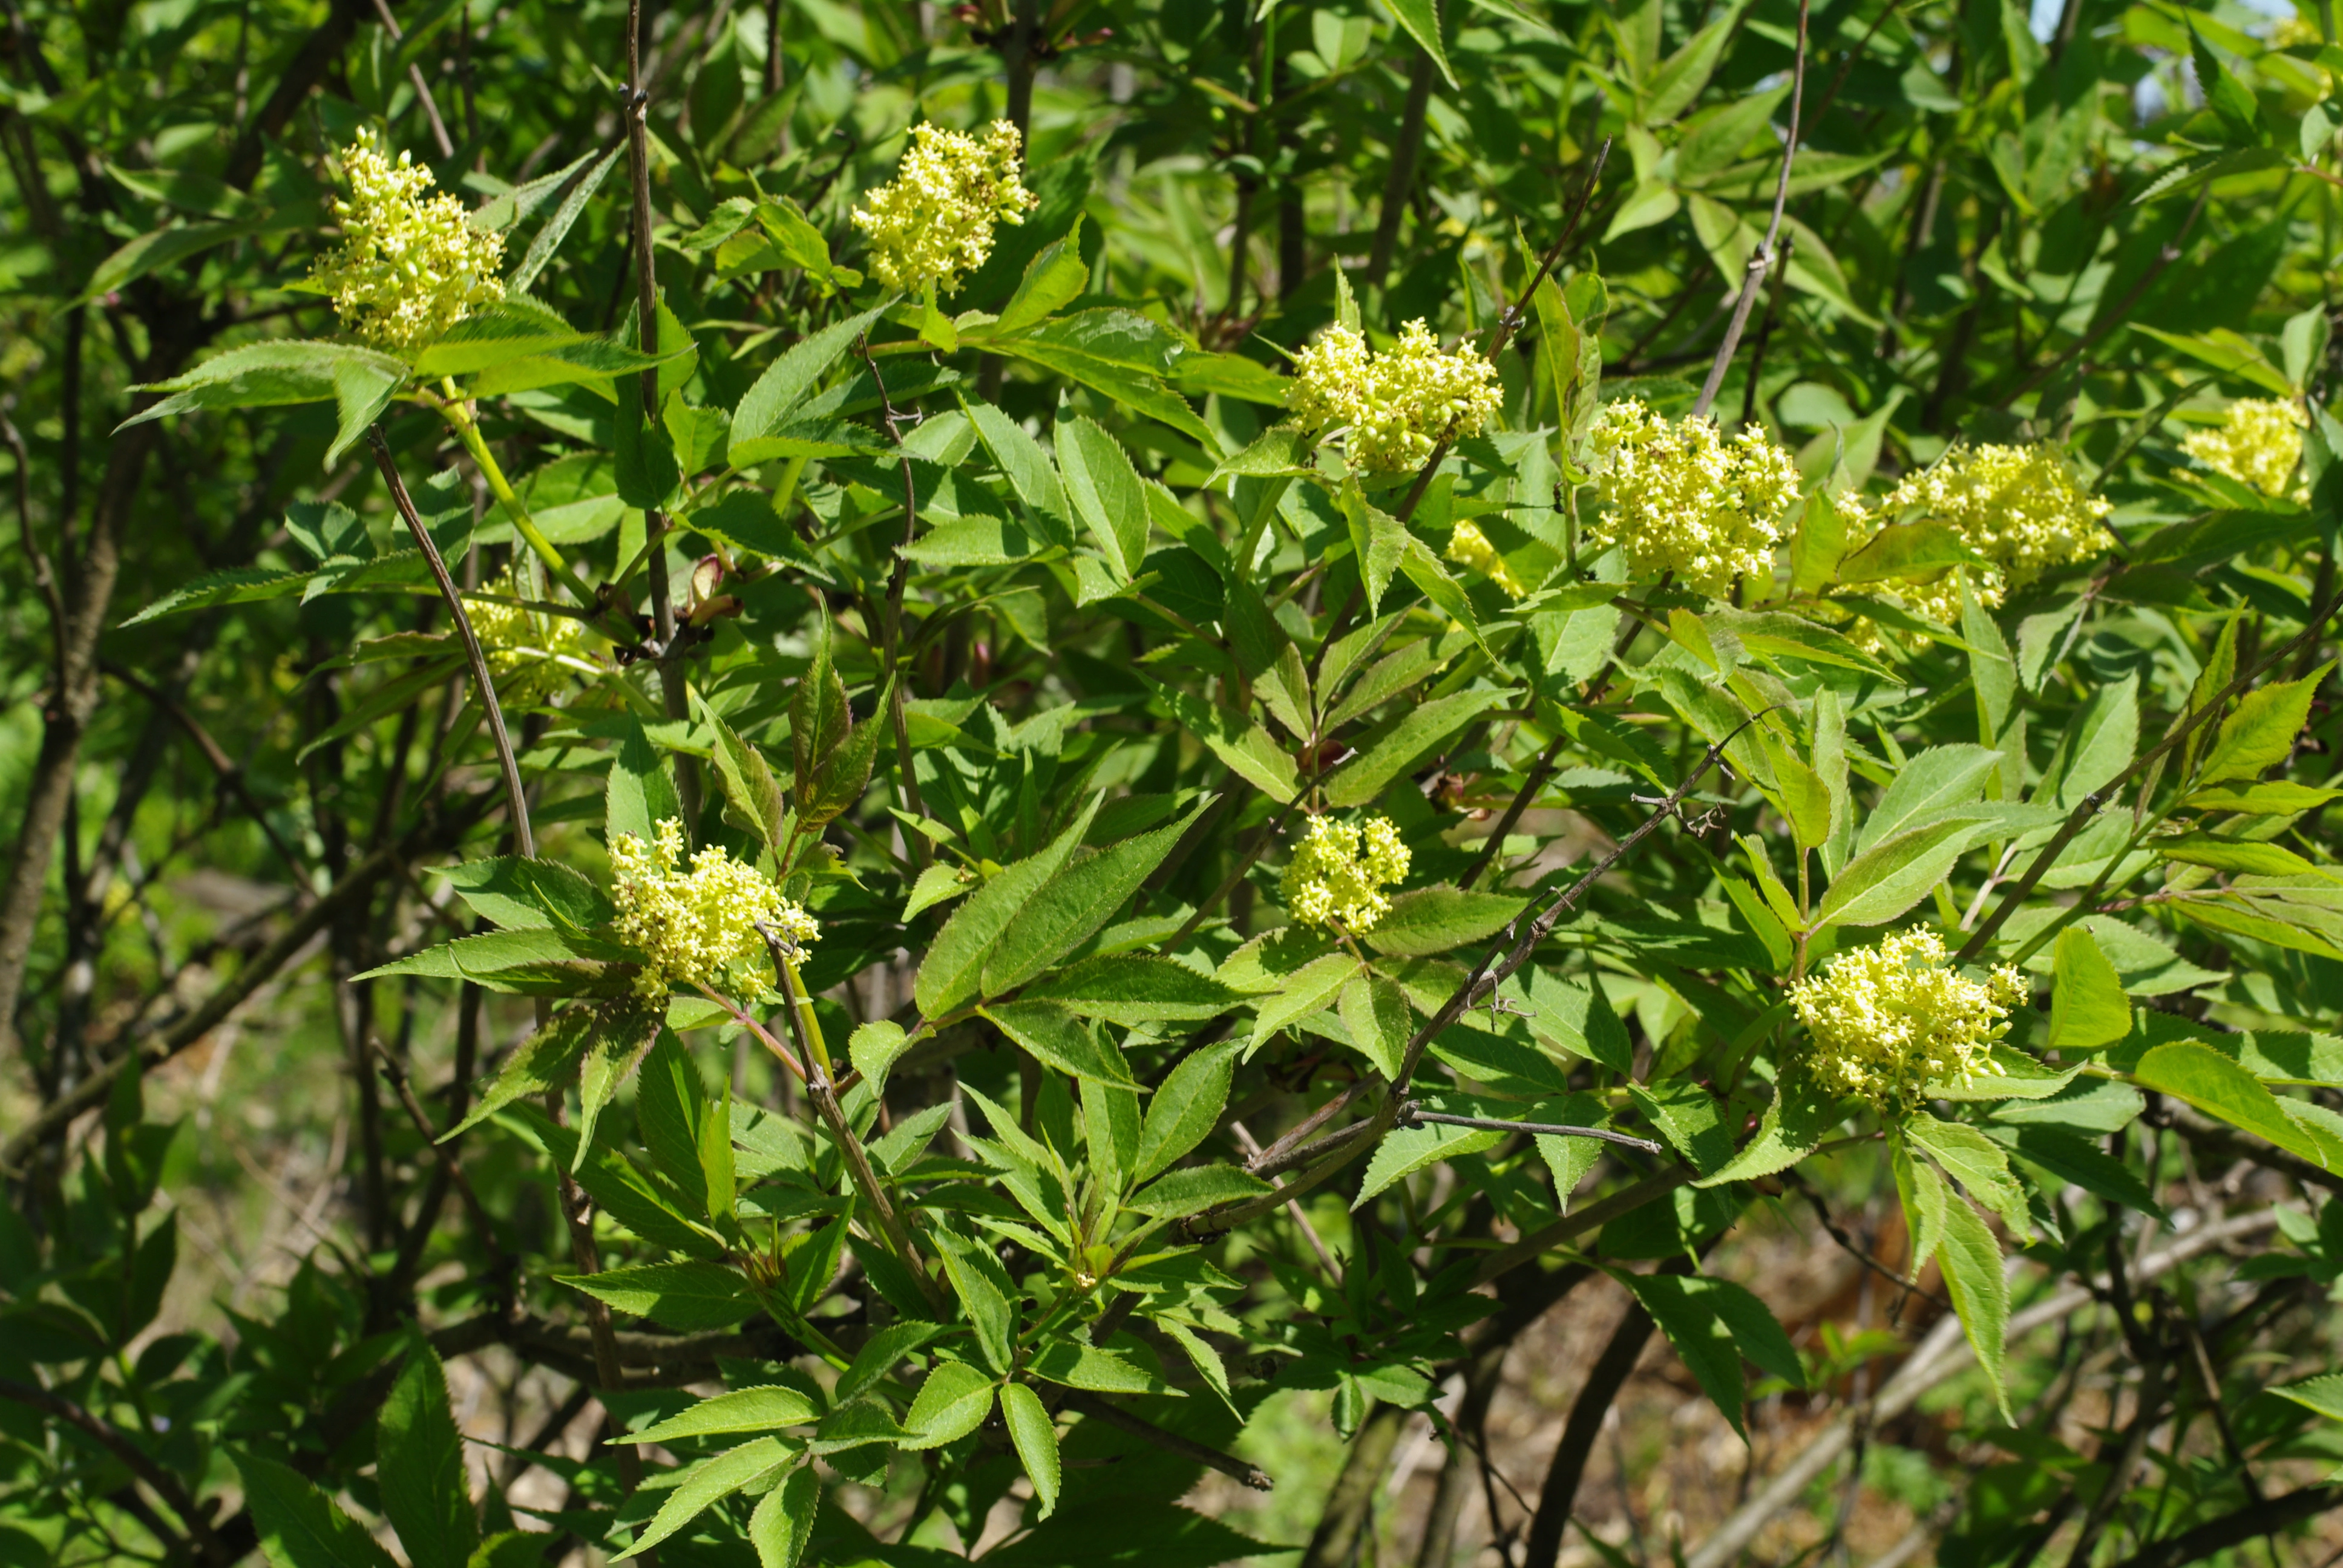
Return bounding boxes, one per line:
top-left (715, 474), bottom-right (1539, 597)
top-left (1693, 0), bottom-right (1809, 420)
top-left (1063, 1390), bottom-right (1273, 1491)
top-left (367, 429), bottom-right (532, 856)
top-left (367, 0), bottom-right (455, 157)
top-left (1394, 1101), bottom-right (1663, 1155)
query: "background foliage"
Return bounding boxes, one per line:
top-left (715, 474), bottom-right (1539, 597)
top-left (5, 0), bottom-right (2343, 1566)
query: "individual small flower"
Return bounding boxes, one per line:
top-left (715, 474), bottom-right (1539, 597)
top-left (851, 120), bottom-right (1036, 295)
top-left (1583, 399), bottom-right (1801, 596)
top-left (308, 128), bottom-right (505, 353)
top-left (2181, 398), bottom-right (2306, 499)
top-left (1788, 929), bottom-right (2028, 1113)
top-left (469, 568), bottom-right (590, 705)
top-left (1445, 520), bottom-right (1525, 596)
top-left (611, 818), bottom-right (811, 998)
top-left (1286, 319), bottom-right (1503, 474)
top-left (1281, 814), bottom-right (1411, 932)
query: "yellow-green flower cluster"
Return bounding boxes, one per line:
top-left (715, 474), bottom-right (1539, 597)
top-left (1446, 520), bottom-right (1525, 596)
top-left (1788, 929), bottom-right (2027, 1112)
top-left (611, 818), bottom-right (816, 999)
top-left (851, 120), bottom-right (1035, 296)
top-left (1282, 815), bottom-right (1410, 932)
top-left (2181, 398), bottom-right (2305, 499)
top-left (309, 129), bottom-right (505, 354)
top-left (470, 569), bottom-right (589, 705)
top-left (1286, 320), bottom-right (1503, 474)
top-left (1870, 442), bottom-right (2108, 617)
top-left (1584, 399), bottom-right (1801, 596)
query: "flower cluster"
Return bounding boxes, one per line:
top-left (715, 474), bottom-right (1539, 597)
top-left (1446, 520), bottom-right (1525, 596)
top-left (1281, 815), bottom-right (1411, 932)
top-left (2181, 398), bottom-right (2305, 499)
top-left (470, 569), bottom-right (589, 705)
top-left (1584, 399), bottom-right (1801, 596)
top-left (851, 120), bottom-right (1036, 296)
top-left (1874, 442), bottom-right (2108, 616)
top-left (1788, 929), bottom-right (2028, 1112)
top-left (309, 129), bottom-right (505, 354)
top-left (1286, 320), bottom-right (1503, 474)
top-left (611, 818), bottom-right (815, 999)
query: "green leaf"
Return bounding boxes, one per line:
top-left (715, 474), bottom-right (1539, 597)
top-left (1386, 0), bottom-right (1460, 87)
top-left (508, 145), bottom-right (623, 292)
top-left (791, 615), bottom-right (851, 797)
top-left (1834, 520), bottom-right (1983, 584)
top-left (1852, 745), bottom-right (2001, 857)
top-left (606, 716), bottom-right (684, 848)
top-left (618, 1438), bottom-right (794, 1560)
top-left (433, 856), bottom-right (613, 932)
top-left (983, 803), bottom-right (1207, 995)
top-left (1698, 1070), bottom-right (1837, 1186)
top-left (903, 862), bottom-right (976, 921)
top-left (1935, 1195), bottom-right (2012, 1423)
top-left (442, 1004), bottom-right (598, 1138)
top-left (1339, 481), bottom-right (1408, 616)
top-left (1645, 1), bottom-right (1742, 121)
top-left (1338, 972), bottom-right (1413, 1079)
top-left (1324, 688), bottom-right (1506, 809)
top-left (2189, 25), bottom-right (2264, 147)
top-left (1621, 1272), bottom-right (1752, 1436)
top-left (628, 1387), bottom-right (822, 1446)
top-left (1028, 1340), bottom-right (1171, 1394)
top-left (730, 305), bottom-right (889, 448)
top-left (836, 1322), bottom-right (946, 1406)
top-left (1248, 952), bottom-right (1362, 1054)
top-left (120, 564), bottom-right (312, 626)
top-left (379, 1344), bottom-right (477, 1568)
top-left (232, 1452), bottom-right (400, 1568)
top-left (1133, 1042), bottom-right (1239, 1183)
top-left (555, 1260), bottom-right (758, 1331)
top-left (1125, 1163), bottom-right (1273, 1218)
top-left (903, 1360), bottom-right (996, 1449)
top-left (1001, 1382), bottom-right (1063, 1518)
top-left (1145, 682), bottom-right (1299, 803)
top-left (982, 1000), bottom-right (1136, 1086)
top-left (994, 215), bottom-right (1089, 336)
top-left (1022, 956), bottom-right (1244, 1025)
top-left (2131, 1041), bottom-right (2334, 1166)
top-left (2272, 1373), bottom-right (2343, 1423)
top-left (1982, 1125), bottom-right (2163, 1218)
top-left (747, 1466), bottom-right (819, 1568)
top-left (1904, 1116), bottom-right (2031, 1235)
top-left (708, 708), bottom-right (787, 846)
top-left (1362, 887), bottom-right (1527, 959)
top-left (1057, 414), bottom-right (1151, 583)
top-left (968, 401), bottom-right (1075, 545)
top-left (804, 676), bottom-right (888, 827)
top-left (574, 1004), bottom-right (660, 1169)
top-left (1812, 820), bottom-right (1979, 930)
top-left (2201, 668), bottom-right (2332, 786)
top-left (916, 795), bottom-right (1100, 1018)
top-left (932, 1227), bottom-right (1019, 1376)
top-left (1396, 537), bottom-right (1489, 656)
top-left (411, 299), bottom-right (585, 376)
top-left (125, 341), bottom-right (409, 467)
top-left (2048, 927), bottom-right (2131, 1051)
top-left (848, 1021), bottom-right (911, 1097)
top-left (1355, 1109), bottom-right (1499, 1207)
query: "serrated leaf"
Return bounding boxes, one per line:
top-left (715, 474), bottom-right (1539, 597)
top-left (1904, 1116), bottom-right (2031, 1236)
top-left (917, 796), bottom-right (1101, 1018)
top-left (231, 1452), bottom-right (400, 1568)
top-left (1134, 1042), bottom-right (1239, 1183)
top-left (628, 1387), bottom-right (822, 1446)
top-left (983, 803), bottom-right (1207, 995)
top-left (1028, 1339), bottom-right (1171, 1394)
top-left (747, 1466), bottom-right (819, 1568)
top-left (378, 1344), bottom-right (477, 1568)
top-left (1324, 688), bottom-right (1506, 809)
top-left (1338, 972), bottom-right (1412, 1079)
top-left (618, 1438), bottom-right (793, 1560)
top-left (903, 1360), bottom-right (997, 1449)
top-left (1001, 1382), bottom-right (1061, 1518)
top-left (730, 305), bottom-right (889, 448)
top-left (1023, 956), bottom-right (1243, 1026)
top-left (848, 1021), bottom-right (911, 1096)
top-left (1057, 414), bottom-right (1150, 582)
top-left (1936, 1194), bottom-right (2011, 1423)
top-left (1248, 952), bottom-right (1362, 1054)
top-left (555, 1260), bottom-right (757, 1331)
top-left (2048, 926), bottom-right (2130, 1051)
top-left (1362, 886), bottom-right (1526, 959)
top-left (1125, 1163), bottom-right (1273, 1218)
top-left (983, 1000), bottom-right (1135, 1086)
top-left (1355, 1111), bottom-right (1499, 1207)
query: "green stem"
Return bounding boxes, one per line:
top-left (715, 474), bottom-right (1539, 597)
top-left (436, 387), bottom-right (596, 608)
